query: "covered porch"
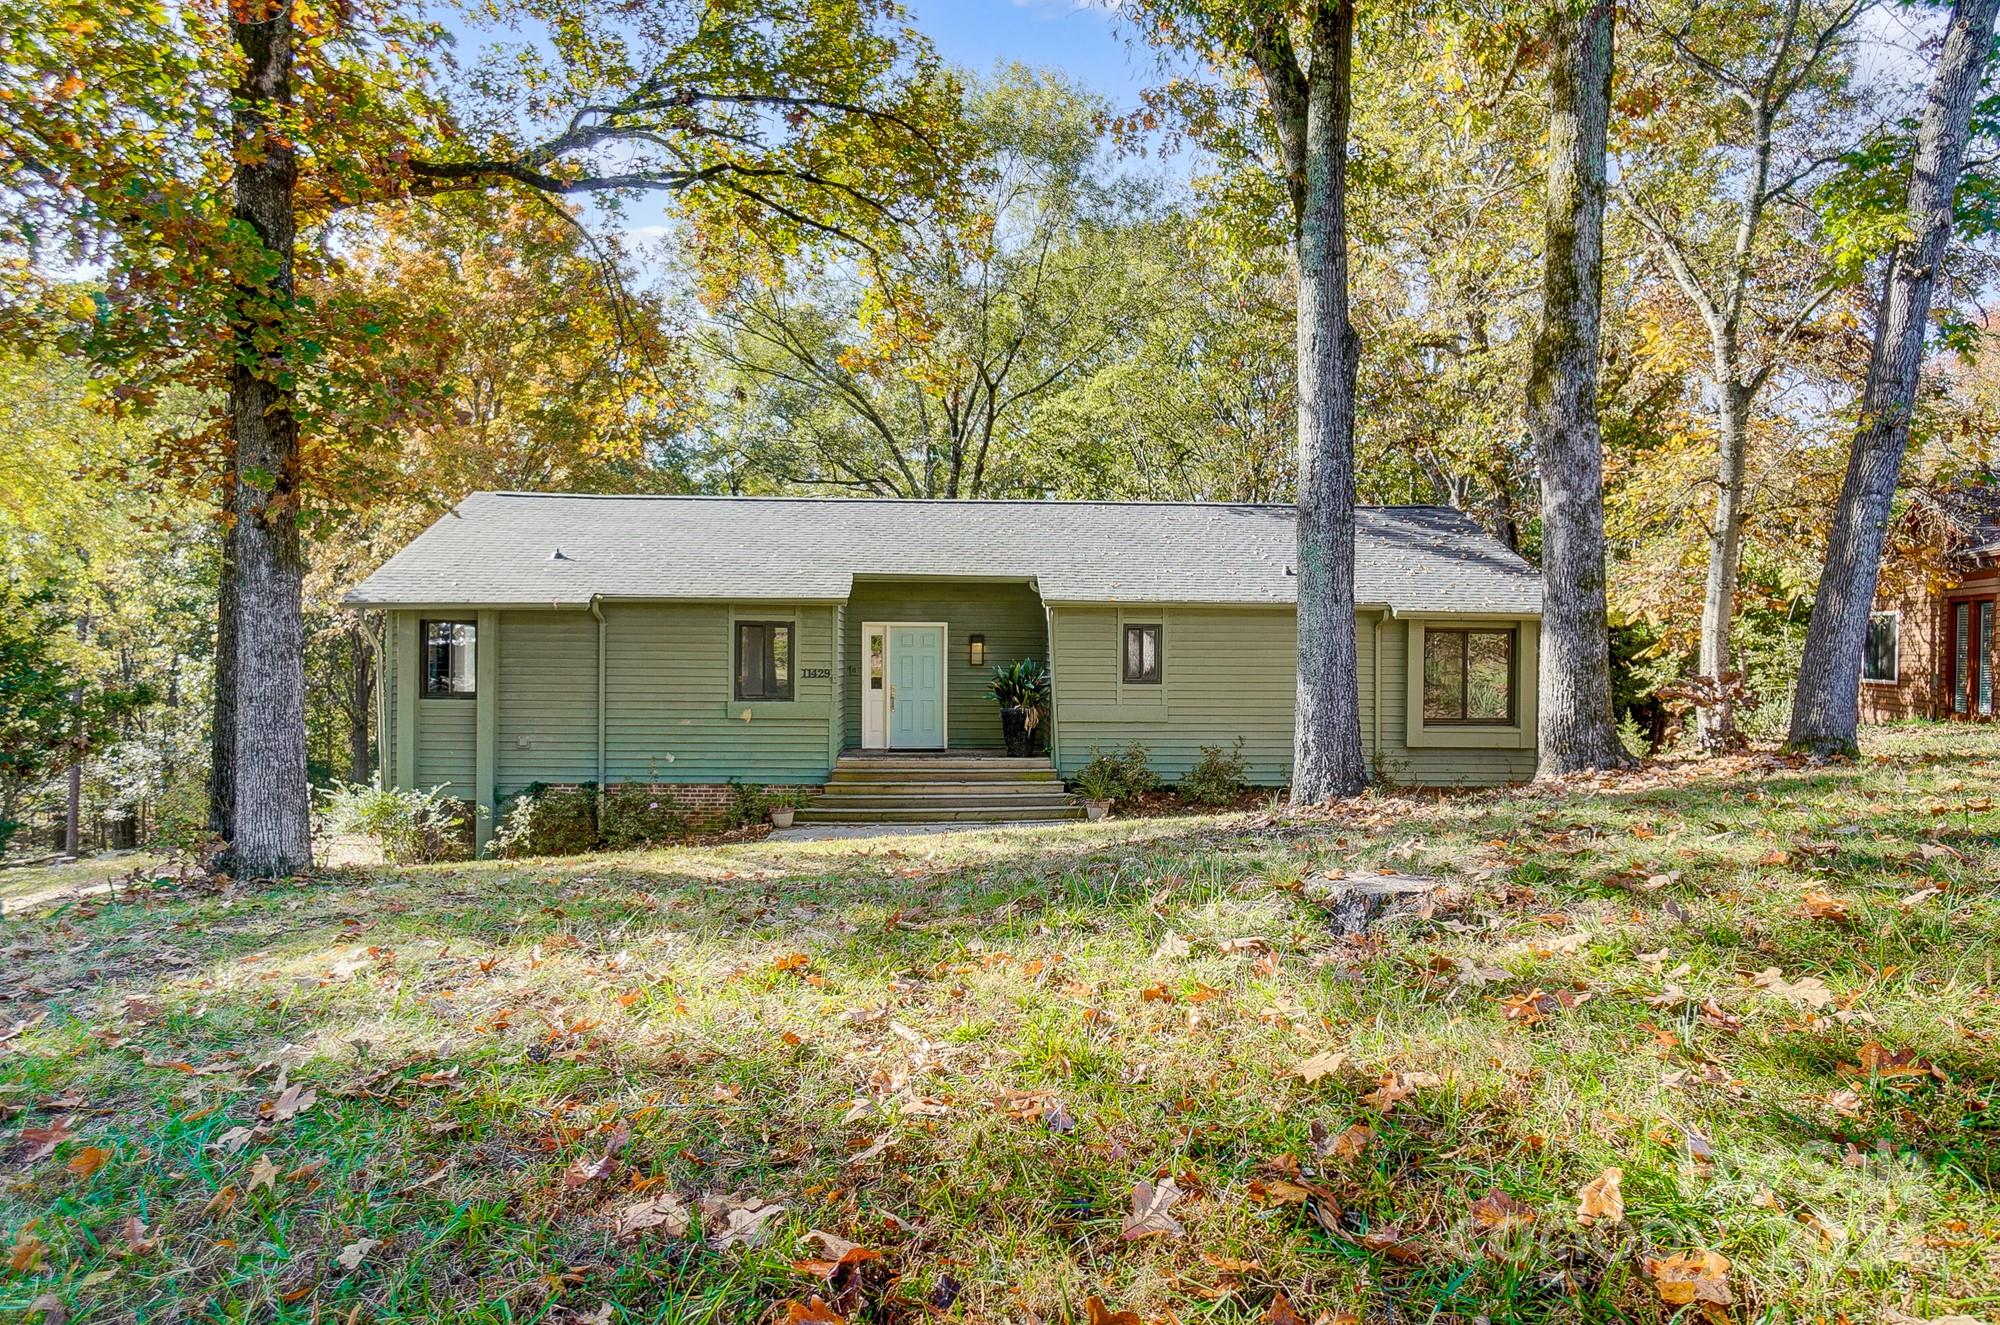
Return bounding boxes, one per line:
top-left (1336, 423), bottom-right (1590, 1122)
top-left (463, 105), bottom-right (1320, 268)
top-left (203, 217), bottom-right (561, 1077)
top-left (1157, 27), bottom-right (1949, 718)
top-left (840, 577), bottom-right (1049, 755)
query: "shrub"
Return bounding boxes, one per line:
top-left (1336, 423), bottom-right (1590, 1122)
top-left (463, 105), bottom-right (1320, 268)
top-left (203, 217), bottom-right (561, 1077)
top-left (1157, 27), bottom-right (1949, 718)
top-left (320, 782), bottom-right (471, 864)
top-left (727, 781), bottom-right (771, 829)
top-left (491, 783), bottom-right (599, 858)
top-left (1179, 737), bottom-right (1248, 806)
top-left (1072, 741), bottom-right (1160, 805)
top-left (599, 785), bottom-right (686, 849)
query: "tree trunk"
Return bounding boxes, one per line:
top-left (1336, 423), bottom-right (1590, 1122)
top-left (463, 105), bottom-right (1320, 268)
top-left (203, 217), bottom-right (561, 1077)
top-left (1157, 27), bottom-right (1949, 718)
top-left (221, 0), bottom-right (312, 877)
top-left (1289, 0), bottom-right (1367, 802)
top-left (1696, 376), bottom-right (1753, 750)
top-left (1790, 0), bottom-right (2000, 755)
top-left (208, 515), bottom-right (236, 840)
top-left (66, 756), bottom-right (81, 855)
top-left (1529, 0), bottom-right (1625, 776)
top-left (349, 624), bottom-right (373, 784)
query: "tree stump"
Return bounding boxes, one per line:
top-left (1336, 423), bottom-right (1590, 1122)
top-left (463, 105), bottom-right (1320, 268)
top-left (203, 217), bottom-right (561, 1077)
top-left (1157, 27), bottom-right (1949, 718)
top-left (1305, 871), bottom-right (1445, 936)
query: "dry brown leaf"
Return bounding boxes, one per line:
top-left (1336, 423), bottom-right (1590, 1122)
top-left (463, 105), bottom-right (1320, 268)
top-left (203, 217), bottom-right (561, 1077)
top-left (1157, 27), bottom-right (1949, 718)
top-left (1262, 1292), bottom-right (1306, 1325)
top-left (336, 1236), bottom-right (380, 1271)
top-left (1801, 891), bottom-right (1853, 923)
top-left (1295, 1050), bottom-right (1348, 1083)
top-left (1645, 1249), bottom-right (1732, 1306)
top-left (1085, 1299), bottom-right (1143, 1325)
top-left (698, 1194), bottom-right (786, 1250)
top-left (1321, 1122), bottom-right (1373, 1161)
top-left (65, 1146), bottom-right (111, 1178)
top-left (8, 1224), bottom-right (45, 1274)
top-left (1121, 1178), bottom-right (1185, 1240)
top-left (615, 1192), bottom-right (691, 1240)
top-left (1574, 1168), bottom-right (1624, 1226)
top-left (1468, 1188), bottom-right (1536, 1233)
top-left (780, 1297), bottom-right (845, 1323)
top-left (246, 1153), bottom-right (280, 1195)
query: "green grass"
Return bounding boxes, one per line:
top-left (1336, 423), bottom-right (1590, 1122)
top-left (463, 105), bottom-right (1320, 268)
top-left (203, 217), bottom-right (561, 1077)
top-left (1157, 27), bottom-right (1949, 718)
top-left (5, 726), bottom-right (2000, 1323)
top-left (0, 852), bottom-right (166, 908)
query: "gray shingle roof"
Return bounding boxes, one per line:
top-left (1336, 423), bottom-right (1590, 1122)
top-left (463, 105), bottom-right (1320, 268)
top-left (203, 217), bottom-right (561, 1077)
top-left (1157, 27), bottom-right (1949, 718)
top-left (345, 493), bottom-right (1543, 615)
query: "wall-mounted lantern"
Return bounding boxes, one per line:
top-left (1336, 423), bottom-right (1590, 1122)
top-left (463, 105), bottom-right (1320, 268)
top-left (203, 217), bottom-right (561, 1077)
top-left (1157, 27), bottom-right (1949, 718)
top-left (969, 634), bottom-right (986, 667)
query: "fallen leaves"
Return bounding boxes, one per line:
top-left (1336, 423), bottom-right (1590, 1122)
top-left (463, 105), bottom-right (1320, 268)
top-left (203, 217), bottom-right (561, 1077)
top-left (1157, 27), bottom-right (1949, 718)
top-left (1800, 891), bottom-right (1853, 923)
top-left (64, 1146), bottom-right (111, 1178)
top-left (1120, 1177), bottom-right (1185, 1240)
top-left (1645, 1249), bottom-right (1732, 1307)
top-left (1750, 967), bottom-right (1832, 1009)
top-left (1293, 1050), bottom-right (1348, 1083)
top-left (1360, 1071), bottom-right (1440, 1113)
top-left (614, 1192), bottom-right (691, 1241)
top-left (245, 1153), bottom-right (281, 1195)
top-left (698, 1194), bottom-right (786, 1251)
top-left (1467, 1188), bottom-right (1536, 1234)
top-left (1574, 1168), bottom-right (1624, 1226)
top-left (335, 1236), bottom-right (380, 1271)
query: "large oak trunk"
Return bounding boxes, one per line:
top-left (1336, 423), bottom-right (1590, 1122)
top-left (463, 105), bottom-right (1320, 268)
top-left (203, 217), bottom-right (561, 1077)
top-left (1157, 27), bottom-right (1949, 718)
top-left (1288, 0), bottom-right (1367, 803)
top-left (1790, 0), bottom-right (2000, 755)
top-left (220, 0), bottom-right (312, 876)
top-left (1528, 0), bottom-right (1625, 776)
top-left (349, 624), bottom-right (373, 784)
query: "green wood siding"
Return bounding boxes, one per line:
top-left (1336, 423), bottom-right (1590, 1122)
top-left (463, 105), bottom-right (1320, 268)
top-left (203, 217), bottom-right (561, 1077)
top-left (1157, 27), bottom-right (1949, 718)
top-left (497, 609), bottom-right (599, 795)
top-left (602, 602), bottom-right (834, 783)
top-left (1050, 605), bottom-right (1536, 788)
top-left (1050, 605), bottom-right (1307, 785)
top-left (414, 697), bottom-right (474, 793)
top-left (840, 581), bottom-right (1047, 751)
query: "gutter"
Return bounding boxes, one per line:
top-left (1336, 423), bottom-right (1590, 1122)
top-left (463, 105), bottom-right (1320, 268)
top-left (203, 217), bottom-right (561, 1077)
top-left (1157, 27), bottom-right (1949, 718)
top-left (589, 598), bottom-right (607, 795)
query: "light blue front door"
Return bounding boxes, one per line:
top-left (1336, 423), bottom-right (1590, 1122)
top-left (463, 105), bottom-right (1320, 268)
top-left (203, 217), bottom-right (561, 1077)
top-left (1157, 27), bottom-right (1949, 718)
top-left (890, 625), bottom-right (946, 749)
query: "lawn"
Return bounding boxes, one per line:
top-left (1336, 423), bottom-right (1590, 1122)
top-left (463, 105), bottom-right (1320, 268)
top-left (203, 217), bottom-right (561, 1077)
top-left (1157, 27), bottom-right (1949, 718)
top-left (4, 724), bottom-right (1999, 1324)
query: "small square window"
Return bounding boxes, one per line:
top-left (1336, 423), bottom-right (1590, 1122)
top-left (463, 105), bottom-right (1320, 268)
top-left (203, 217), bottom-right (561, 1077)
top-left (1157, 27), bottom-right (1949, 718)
top-left (422, 620), bottom-right (476, 698)
top-left (1123, 624), bottom-right (1162, 684)
top-left (1422, 626), bottom-right (1515, 724)
top-left (736, 621), bottom-right (794, 701)
top-left (1861, 612), bottom-right (1899, 683)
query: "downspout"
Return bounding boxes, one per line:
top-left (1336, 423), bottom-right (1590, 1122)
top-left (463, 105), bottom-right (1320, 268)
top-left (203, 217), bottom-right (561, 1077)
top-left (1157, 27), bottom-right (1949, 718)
top-left (590, 598), bottom-right (607, 797)
top-left (365, 612), bottom-right (389, 788)
top-left (1371, 610), bottom-right (1383, 781)
top-left (1042, 598), bottom-right (1060, 773)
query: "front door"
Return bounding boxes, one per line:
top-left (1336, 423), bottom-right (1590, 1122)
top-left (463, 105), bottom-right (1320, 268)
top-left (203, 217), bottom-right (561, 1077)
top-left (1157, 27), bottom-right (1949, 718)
top-left (889, 624), bottom-right (946, 749)
top-left (1951, 598), bottom-right (1995, 718)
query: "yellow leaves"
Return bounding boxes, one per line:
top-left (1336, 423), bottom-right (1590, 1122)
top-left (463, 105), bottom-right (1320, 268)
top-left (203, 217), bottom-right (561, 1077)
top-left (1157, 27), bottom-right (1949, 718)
top-left (1574, 1168), bottom-right (1624, 1226)
top-left (1120, 1177), bottom-right (1185, 1240)
top-left (1645, 1249), bottom-right (1732, 1308)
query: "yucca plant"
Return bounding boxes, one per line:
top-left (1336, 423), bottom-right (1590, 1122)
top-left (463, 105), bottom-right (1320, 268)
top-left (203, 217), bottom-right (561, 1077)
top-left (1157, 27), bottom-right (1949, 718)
top-left (987, 659), bottom-right (1052, 755)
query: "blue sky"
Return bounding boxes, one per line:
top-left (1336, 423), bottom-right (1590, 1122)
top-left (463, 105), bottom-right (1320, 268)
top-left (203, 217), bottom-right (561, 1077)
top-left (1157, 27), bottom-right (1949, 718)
top-left (903, 0), bottom-right (1152, 109)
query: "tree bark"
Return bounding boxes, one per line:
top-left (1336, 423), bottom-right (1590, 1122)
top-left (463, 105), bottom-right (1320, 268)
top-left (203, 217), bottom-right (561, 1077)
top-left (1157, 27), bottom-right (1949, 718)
top-left (220, 0), bottom-right (312, 876)
top-left (1696, 376), bottom-right (1753, 749)
top-left (1529, 0), bottom-right (1625, 776)
top-left (1790, 0), bottom-right (2000, 755)
top-left (1253, 0), bottom-right (1367, 803)
top-left (208, 511), bottom-right (236, 840)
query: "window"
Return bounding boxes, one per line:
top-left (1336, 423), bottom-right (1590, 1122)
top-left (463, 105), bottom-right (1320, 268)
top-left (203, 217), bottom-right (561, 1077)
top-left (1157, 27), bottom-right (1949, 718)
top-left (1861, 612), bottom-right (1899, 684)
top-left (1980, 602), bottom-right (1995, 717)
top-left (422, 620), bottom-right (476, 698)
top-left (735, 621), bottom-right (794, 700)
top-left (1123, 624), bottom-right (1162, 684)
top-left (1954, 603), bottom-right (1971, 714)
top-left (1423, 626), bottom-right (1514, 724)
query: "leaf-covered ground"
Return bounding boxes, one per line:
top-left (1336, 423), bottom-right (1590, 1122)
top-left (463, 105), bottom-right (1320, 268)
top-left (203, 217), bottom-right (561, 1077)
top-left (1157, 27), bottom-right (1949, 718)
top-left (4, 723), bottom-right (1999, 1324)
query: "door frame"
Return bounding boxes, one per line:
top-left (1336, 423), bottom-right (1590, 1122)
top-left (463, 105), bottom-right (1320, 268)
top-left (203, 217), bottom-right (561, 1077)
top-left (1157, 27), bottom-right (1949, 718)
top-left (1948, 594), bottom-right (1998, 719)
top-left (860, 621), bottom-right (949, 750)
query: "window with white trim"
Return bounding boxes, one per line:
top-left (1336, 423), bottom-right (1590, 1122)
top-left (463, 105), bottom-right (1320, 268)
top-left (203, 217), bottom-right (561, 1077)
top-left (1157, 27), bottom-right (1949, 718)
top-left (1861, 612), bottom-right (1899, 684)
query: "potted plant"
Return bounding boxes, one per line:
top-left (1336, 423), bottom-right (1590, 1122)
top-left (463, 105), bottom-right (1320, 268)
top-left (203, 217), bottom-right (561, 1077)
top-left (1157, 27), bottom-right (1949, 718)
top-left (767, 788), bottom-right (802, 829)
top-left (986, 659), bottom-right (1051, 757)
top-left (1072, 763), bottom-right (1117, 820)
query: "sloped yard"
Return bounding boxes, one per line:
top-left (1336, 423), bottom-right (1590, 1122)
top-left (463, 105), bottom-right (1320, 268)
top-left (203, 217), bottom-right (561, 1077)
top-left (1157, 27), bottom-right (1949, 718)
top-left (4, 725), bottom-right (1999, 1323)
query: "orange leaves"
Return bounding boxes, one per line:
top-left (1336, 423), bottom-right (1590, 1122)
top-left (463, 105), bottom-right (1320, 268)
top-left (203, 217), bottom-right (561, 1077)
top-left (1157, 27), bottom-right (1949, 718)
top-left (1084, 1299), bottom-right (1143, 1325)
top-left (1574, 1168), bottom-right (1624, 1226)
top-left (1466, 1188), bottom-right (1535, 1235)
top-left (1645, 1249), bottom-right (1732, 1308)
top-left (1359, 1071), bottom-right (1439, 1114)
top-left (7, 1223), bottom-right (45, 1274)
top-left (1800, 891), bottom-right (1853, 923)
top-left (64, 1146), bottom-right (110, 1179)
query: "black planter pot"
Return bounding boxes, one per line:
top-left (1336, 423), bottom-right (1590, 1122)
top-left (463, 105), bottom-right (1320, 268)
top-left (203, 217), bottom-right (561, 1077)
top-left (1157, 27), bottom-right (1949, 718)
top-left (999, 706), bottom-right (1034, 757)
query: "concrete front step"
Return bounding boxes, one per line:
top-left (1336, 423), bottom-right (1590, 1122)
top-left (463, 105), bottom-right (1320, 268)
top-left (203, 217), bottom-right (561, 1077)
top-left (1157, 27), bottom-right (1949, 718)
top-left (793, 804), bottom-right (1085, 824)
top-left (814, 797), bottom-right (1076, 814)
top-left (820, 779), bottom-right (1067, 795)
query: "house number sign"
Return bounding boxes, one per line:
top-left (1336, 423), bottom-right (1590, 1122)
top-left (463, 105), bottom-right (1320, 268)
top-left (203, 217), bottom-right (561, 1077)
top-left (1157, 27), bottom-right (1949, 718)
top-left (801, 668), bottom-right (831, 679)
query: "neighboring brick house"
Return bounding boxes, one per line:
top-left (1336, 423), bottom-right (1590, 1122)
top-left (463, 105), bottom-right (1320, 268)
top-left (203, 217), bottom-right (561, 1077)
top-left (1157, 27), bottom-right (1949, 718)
top-left (1860, 484), bottom-right (2000, 723)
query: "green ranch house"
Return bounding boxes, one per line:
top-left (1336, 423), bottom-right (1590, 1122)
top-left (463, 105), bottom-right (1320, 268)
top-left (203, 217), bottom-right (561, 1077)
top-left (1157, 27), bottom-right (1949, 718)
top-left (347, 493), bottom-right (1545, 845)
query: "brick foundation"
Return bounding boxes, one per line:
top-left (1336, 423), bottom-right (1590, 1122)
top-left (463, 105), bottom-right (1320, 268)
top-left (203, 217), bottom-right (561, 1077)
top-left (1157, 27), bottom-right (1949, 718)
top-left (539, 782), bottom-right (821, 832)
